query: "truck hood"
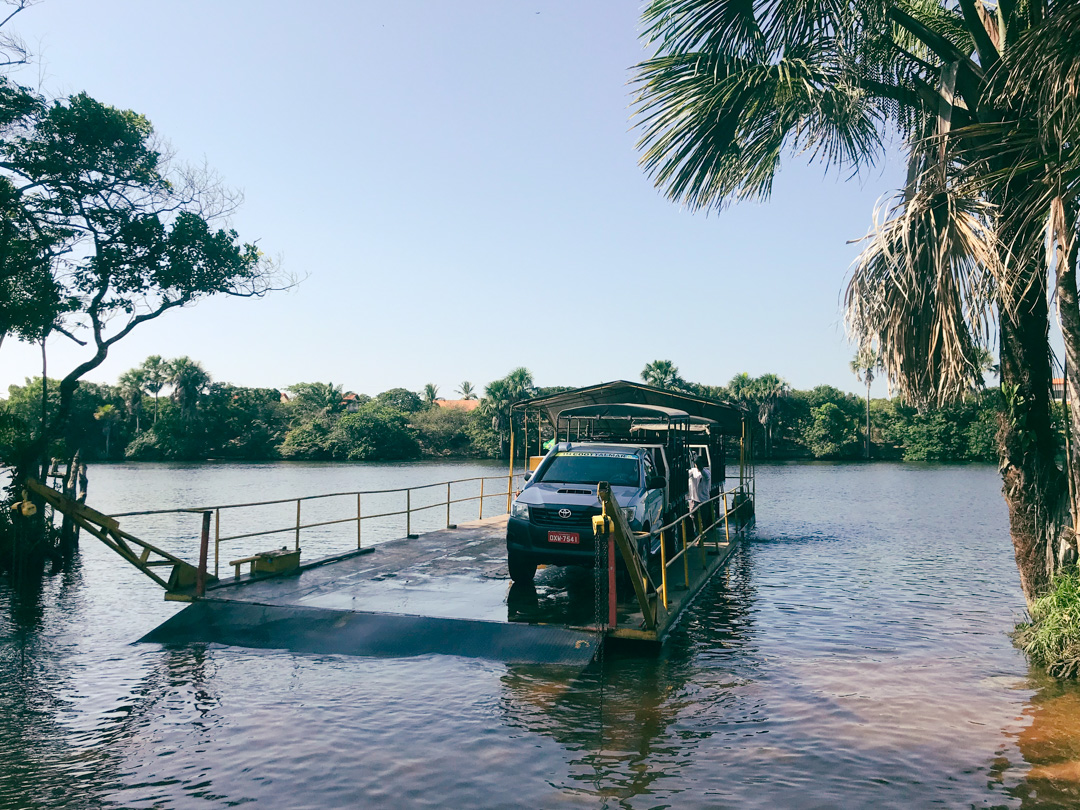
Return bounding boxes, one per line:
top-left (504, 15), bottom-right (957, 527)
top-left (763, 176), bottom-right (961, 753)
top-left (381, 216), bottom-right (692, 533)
top-left (517, 482), bottom-right (641, 508)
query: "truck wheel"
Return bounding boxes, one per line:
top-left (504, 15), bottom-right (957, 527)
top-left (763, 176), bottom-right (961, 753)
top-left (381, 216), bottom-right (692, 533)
top-left (508, 549), bottom-right (537, 583)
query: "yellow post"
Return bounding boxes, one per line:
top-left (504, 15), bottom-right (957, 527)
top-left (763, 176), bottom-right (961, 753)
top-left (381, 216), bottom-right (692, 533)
top-left (446, 482), bottom-right (451, 527)
top-left (507, 422), bottom-right (516, 513)
top-left (295, 499), bottom-right (301, 551)
top-left (659, 528), bottom-right (668, 608)
top-left (740, 419), bottom-right (746, 489)
top-left (723, 492), bottom-right (731, 544)
top-left (479, 478), bottom-right (485, 519)
top-left (357, 493), bottom-right (362, 549)
top-left (406, 488), bottom-right (411, 537)
top-left (680, 518), bottom-right (689, 587)
top-left (214, 508), bottom-right (220, 578)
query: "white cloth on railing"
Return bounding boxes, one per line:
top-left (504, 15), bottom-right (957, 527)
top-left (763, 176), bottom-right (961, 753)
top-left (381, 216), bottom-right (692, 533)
top-left (688, 466), bottom-right (711, 507)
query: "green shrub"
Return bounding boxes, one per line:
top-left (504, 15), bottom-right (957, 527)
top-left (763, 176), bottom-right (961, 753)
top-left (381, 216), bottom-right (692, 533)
top-left (1014, 567), bottom-right (1080, 679)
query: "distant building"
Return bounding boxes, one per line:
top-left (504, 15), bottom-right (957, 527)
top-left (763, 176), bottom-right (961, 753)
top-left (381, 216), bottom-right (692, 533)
top-left (342, 392), bottom-right (363, 413)
top-left (435, 399), bottom-right (481, 412)
top-left (1053, 378), bottom-right (1066, 403)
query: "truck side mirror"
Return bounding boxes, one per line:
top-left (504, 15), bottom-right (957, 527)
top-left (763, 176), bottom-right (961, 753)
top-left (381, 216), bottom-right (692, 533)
top-left (523, 471), bottom-right (533, 481)
top-left (647, 475), bottom-right (666, 491)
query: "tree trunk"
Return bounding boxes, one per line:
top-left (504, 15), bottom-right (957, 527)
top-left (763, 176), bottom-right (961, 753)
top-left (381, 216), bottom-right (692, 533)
top-left (998, 242), bottom-right (1072, 604)
top-left (1055, 225), bottom-right (1080, 559)
top-left (865, 380), bottom-right (871, 460)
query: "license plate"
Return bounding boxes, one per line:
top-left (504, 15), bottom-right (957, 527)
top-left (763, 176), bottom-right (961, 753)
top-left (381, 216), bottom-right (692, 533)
top-left (548, 531), bottom-right (580, 545)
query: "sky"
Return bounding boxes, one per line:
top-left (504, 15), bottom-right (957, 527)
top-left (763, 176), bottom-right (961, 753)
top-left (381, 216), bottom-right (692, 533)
top-left (1, 0), bottom-right (908, 399)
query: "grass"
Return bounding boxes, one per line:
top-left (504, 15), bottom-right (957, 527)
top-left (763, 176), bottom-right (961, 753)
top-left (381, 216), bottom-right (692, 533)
top-left (1015, 566), bottom-right (1080, 679)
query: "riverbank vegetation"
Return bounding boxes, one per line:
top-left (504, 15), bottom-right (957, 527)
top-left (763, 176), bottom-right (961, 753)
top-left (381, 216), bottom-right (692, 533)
top-left (1015, 569), bottom-right (1080, 680)
top-left (1, 361), bottom-right (1004, 465)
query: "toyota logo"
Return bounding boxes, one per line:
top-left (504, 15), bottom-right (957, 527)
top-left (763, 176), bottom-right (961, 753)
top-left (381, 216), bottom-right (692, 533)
top-left (558, 508), bottom-right (572, 519)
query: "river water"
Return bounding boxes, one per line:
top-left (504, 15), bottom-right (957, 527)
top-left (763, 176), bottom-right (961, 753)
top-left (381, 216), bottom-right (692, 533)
top-left (2, 460), bottom-right (1079, 809)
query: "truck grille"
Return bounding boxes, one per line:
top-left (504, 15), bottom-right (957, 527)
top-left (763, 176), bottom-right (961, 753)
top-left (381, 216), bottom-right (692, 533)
top-left (530, 505), bottom-right (601, 532)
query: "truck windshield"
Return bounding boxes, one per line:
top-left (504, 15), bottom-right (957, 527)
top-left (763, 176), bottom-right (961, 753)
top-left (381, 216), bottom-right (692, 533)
top-left (535, 453), bottom-right (640, 487)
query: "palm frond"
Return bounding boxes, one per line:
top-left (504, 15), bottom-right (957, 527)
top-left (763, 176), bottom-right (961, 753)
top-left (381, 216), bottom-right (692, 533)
top-left (846, 167), bottom-right (999, 407)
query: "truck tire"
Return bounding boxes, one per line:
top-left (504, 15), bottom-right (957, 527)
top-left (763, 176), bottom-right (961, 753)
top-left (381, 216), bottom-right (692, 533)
top-left (508, 549), bottom-right (537, 583)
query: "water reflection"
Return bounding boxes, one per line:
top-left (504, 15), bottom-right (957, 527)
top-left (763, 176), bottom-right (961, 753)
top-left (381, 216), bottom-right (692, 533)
top-left (6, 461), bottom-right (1080, 808)
top-left (500, 551), bottom-right (757, 807)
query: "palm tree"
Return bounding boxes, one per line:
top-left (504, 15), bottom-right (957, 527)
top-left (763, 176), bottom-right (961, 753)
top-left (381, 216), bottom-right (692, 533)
top-left (423, 383), bottom-right (439, 408)
top-left (288, 382), bottom-right (345, 417)
top-left (457, 381), bottom-right (477, 400)
top-left (641, 359), bottom-right (683, 390)
top-left (117, 368), bottom-right (146, 433)
top-left (168, 357), bottom-right (210, 423)
top-left (632, 0), bottom-right (1079, 601)
top-left (480, 369), bottom-right (535, 457)
top-left (753, 374), bottom-right (790, 458)
top-left (850, 348), bottom-right (883, 459)
top-left (141, 355), bottom-right (168, 424)
top-left (94, 404), bottom-right (120, 458)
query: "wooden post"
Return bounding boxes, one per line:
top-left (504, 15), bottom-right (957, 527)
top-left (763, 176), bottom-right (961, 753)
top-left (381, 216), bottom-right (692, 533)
top-left (479, 478), bottom-right (485, 519)
top-left (446, 482), bottom-right (452, 528)
top-left (196, 511), bottom-right (211, 597)
top-left (357, 493), bottom-right (362, 549)
top-left (406, 488), bottom-right (412, 538)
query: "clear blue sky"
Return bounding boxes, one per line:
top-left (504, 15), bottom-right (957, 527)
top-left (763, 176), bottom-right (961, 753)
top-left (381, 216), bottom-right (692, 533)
top-left (2, 0), bottom-right (905, 398)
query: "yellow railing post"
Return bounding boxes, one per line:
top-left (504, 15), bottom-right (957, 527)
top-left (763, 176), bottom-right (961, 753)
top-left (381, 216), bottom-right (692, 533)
top-left (479, 478), bottom-right (484, 519)
top-left (507, 425), bottom-right (515, 513)
top-left (659, 529), bottom-right (668, 608)
top-left (214, 508), bottom-right (220, 578)
top-left (406, 488), bottom-right (412, 538)
top-left (723, 492), bottom-right (731, 544)
top-left (446, 482), bottom-right (451, 528)
top-left (357, 493), bottom-right (362, 549)
top-left (294, 499), bottom-right (301, 551)
top-left (680, 518), bottom-right (689, 588)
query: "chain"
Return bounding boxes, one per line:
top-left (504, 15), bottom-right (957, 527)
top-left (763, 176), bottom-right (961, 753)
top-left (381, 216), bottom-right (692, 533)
top-left (592, 509), bottom-right (606, 747)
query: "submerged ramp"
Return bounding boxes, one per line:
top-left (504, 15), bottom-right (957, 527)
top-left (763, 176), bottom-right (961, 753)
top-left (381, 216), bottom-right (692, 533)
top-left (141, 600), bottom-right (599, 665)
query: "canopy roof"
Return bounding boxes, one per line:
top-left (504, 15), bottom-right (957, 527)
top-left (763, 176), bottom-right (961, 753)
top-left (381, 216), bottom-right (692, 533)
top-left (516, 380), bottom-right (744, 434)
top-left (556, 403), bottom-right (691, 421)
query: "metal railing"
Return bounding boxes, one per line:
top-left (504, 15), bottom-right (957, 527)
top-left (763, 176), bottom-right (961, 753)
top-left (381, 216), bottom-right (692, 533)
top-left (652, 483), bottom-right (753, 610)
top-left (112, 473), bottom-right (523, 582)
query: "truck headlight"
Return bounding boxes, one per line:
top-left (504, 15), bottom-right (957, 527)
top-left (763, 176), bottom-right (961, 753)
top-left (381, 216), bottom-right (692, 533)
top-left (511, 502), bottom-right (530, 520)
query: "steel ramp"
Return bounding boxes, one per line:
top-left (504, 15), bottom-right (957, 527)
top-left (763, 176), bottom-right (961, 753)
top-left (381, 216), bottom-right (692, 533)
top-left (140, 600), bottom-right (600, 666)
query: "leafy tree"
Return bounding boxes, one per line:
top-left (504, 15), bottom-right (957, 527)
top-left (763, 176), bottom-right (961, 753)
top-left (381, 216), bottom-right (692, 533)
top-left (375, 387), bottom-right (423, 413)
top-left (631, 0), bottom-right (1080, 600)
top-left (0, 5), bottom-right (283, 558)
top-left (806, 403), bottom-right (858, 459)
top-left (410, 406), bottom-right (473, 456)
top-left (327, 403), bottom-right (420, 461)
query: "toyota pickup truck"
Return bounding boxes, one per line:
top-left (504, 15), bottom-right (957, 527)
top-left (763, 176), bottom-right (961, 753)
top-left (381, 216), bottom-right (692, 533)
top-left (505, 442), bottom-right (672, 583)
